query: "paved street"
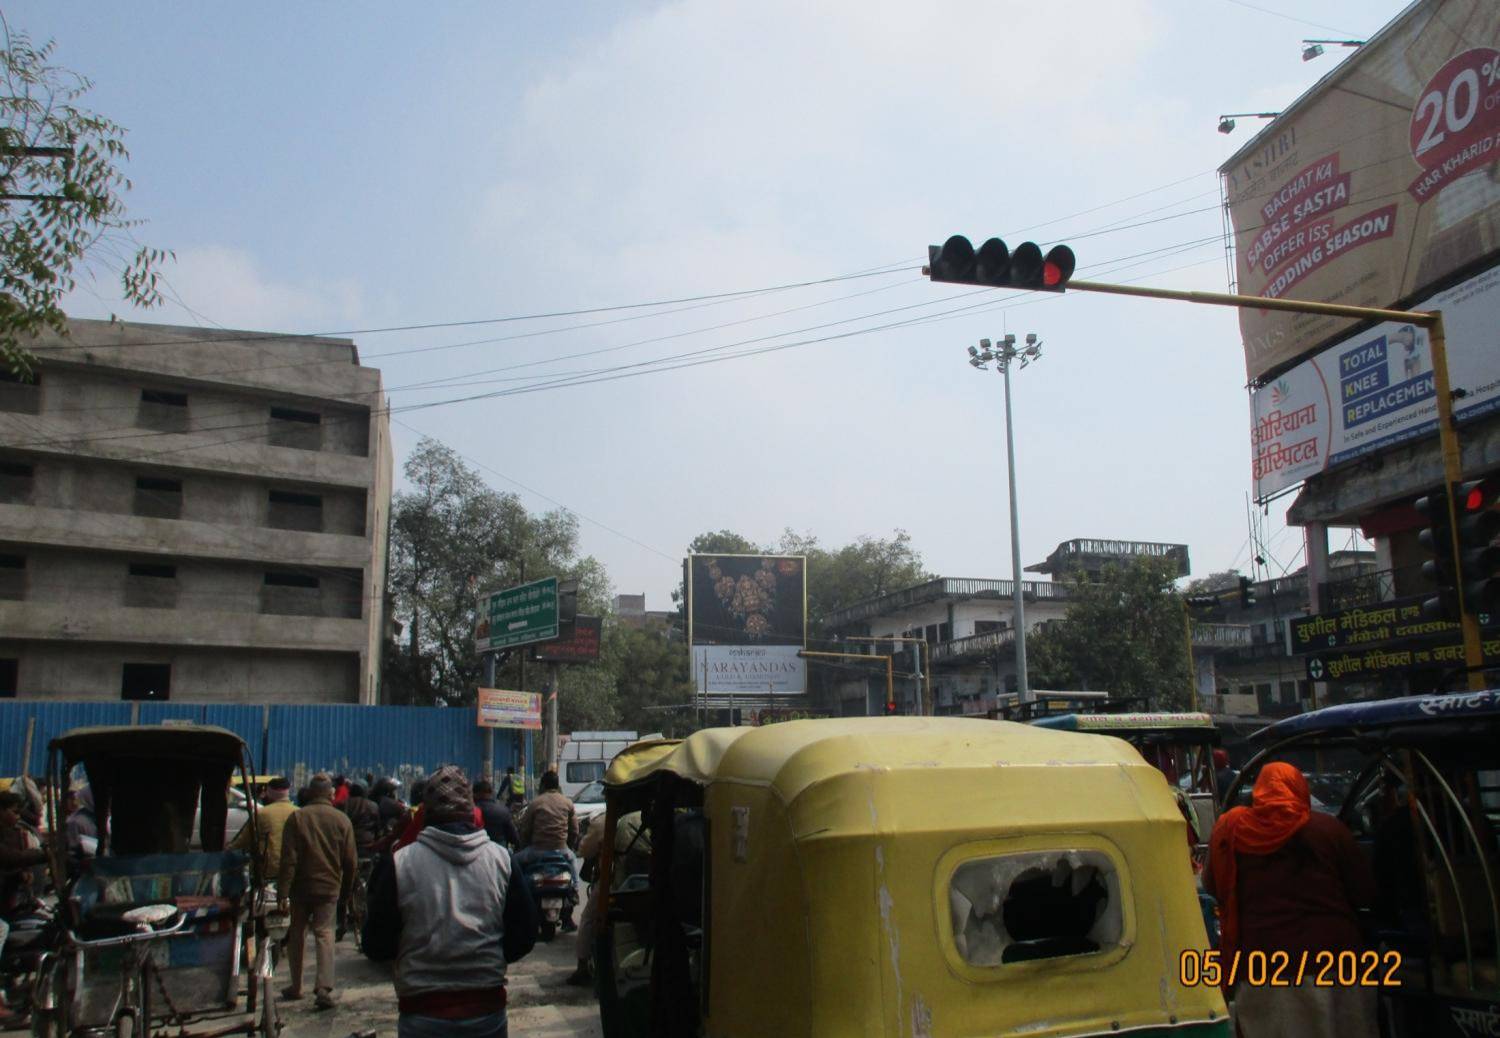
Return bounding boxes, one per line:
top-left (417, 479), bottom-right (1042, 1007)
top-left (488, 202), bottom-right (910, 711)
top-left (276, 911), bottom-right (601, 1038)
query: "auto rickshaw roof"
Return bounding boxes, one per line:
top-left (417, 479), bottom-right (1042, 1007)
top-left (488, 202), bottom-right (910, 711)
top-left (49, 724), bottom-right (249, 766)
top-left (1031, 711), bottom-right (1218, 735)
top-left (604, 716), bottom-right (1153, 802)
top-left (1251, 688), bottom-right (1500, 745)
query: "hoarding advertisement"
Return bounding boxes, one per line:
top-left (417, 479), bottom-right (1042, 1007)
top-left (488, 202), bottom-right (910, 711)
top-left (1221, 0), bottom-right (1500, 382)
top-left (1251, 264), bottom-right (1500, 498)
top-left (476, 688), bottom-right (542, 729)
top-left (532, 615), bottom-right (602, 663)
top-left (687, 554), bottom-right (807, 695)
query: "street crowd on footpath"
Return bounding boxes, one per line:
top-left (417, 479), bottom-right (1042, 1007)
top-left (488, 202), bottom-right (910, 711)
top-left (0, 762), bottom-right (593, 1038)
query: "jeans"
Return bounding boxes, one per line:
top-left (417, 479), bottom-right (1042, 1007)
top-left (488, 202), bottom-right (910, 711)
top-left (286, 898), bottom-right (337, 997)
top-left (399, 1010), bottom-right (507, 1038)
top-left (0, 916), bottom-right (8, 961)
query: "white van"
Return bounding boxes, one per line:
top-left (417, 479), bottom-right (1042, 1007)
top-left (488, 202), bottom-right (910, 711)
top-left (559, 730), bottom-right (658, 798)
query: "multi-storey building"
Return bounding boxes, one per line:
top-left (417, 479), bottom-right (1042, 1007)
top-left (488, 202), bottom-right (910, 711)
top-left (0, 319), bottom-right (391, 703)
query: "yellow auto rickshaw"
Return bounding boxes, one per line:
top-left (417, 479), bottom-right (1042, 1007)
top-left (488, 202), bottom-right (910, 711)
top-left (594, 716), bottom-right (1228, 1037)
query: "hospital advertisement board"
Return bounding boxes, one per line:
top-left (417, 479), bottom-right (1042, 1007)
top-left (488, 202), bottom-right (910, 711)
top-left (1250, 263), bottom-right (1500, 499)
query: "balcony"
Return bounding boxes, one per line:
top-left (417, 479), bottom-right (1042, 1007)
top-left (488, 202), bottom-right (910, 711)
top-left (930, 628), bottom-right (1015, 664)
top-left (1319, 567), bottom-right (1399, 611)
top-left (825, 577), bottom-right (1067, 629)
top-left (1190, 623), bottom-right (1253, 649)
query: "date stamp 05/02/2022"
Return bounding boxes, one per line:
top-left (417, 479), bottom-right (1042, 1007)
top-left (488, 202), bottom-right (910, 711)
top-left (1179, 950), bottom-right (1403, 988)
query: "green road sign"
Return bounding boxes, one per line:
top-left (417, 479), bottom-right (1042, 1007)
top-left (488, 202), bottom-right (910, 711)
top-left (475, 576), bottom-right (559, 651)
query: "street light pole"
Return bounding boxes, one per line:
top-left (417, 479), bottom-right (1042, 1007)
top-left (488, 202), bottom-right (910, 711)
top-left (969, 334), bottom-right (1041, 704)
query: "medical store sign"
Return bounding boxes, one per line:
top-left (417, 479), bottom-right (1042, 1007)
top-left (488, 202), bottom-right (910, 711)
top-left (1251, 264), bottom-right (1500, 500)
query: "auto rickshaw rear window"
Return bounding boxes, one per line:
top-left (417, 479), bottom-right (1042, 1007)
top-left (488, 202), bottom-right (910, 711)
top-left (949, 850), bottom-right (1123, 966)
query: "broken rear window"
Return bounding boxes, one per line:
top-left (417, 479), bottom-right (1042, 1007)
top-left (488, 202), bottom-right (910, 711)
top-left (949, 850), bottom-right (1123, 966)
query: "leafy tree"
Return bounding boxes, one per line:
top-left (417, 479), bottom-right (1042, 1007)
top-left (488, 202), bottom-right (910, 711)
top-left (776, 528), bottom-right (929, 635)
top-left (1025, 556), bottom-right (1192, 710)
top-left (557, 661), bottom-right (621, 733)
top-left (606, 623), bottom-right (697, 736)
top-left (1185, 569), bottom-right (1242, 595)
top-left (384, 438), bottom-right (611, 706)
top-left (0, 22), bottom-right (169, 373)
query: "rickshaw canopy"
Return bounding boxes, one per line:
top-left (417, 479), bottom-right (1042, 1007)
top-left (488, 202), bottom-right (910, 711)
top-left (1249, 689), bottom-right (1500, 748)
top-left (49, 724), bottom-right (251, 855)
top-left (599, 717), bottom-right (1228, 1037)
top-left (1032, 711), bottom-right (1219, 738)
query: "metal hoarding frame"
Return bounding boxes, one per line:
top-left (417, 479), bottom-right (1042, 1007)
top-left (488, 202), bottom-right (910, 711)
top-left (1219, 0), bottom-right (1500, 383)
top-left (686, 553), bottom-right (808, 696)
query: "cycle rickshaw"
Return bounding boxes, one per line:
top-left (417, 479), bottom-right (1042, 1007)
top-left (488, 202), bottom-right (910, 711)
top-left (29, 724), bottom-right (280, 1038)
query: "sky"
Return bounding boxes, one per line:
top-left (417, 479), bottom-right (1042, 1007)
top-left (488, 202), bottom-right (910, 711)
top-left (10, 0), bottom-right (1399, 609)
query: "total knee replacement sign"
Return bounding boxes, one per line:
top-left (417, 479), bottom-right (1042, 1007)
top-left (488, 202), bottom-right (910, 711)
top-left (1250, 264), bottom-right (1500, 500)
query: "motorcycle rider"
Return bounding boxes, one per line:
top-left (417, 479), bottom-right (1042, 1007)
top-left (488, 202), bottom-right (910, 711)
top-left (514, 771), bottom-right (579, 930)
top-left (0, 791), bottom-right (47, 1021)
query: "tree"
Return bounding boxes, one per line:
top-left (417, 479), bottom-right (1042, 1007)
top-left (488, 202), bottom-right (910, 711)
top-left (384, 438), bottom-right (611, 706)
top-left (0, 22), bottom-right (169, 374)
top-left (776, 528), bottom-right (929, 635)
top-left (557, 661), bottom-right (621, 733)
top-left (1025, 556), bottom-right (1192, 710)
top-left (1185, 569), bottom-right (1242, 595)
top-left (606, 623), bottom-right (697, 736)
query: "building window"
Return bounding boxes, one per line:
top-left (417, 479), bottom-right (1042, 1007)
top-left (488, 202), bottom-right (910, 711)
top-left (974, 620), bottom-right (1003, 635)
top-left (262, 570), bottom-right (322, 617)
top-left (125, 562), bottom-right (178, 609)
top-left (0, 658), bottom-right (15, 698)
top-left (0, 554), bottom-right (24, 600)
top-left (133, 476), bottom-right (183, 519)
top-left (268, 406), bottom-right (322, 450)
top-left (0, 460), bottom-right (34, 504)
top-left (267, 489), bottom-right (324, 532)
top-left (137, 389), bottom-right (189, 433)
top-left (121, 662), bottom-right (171, 701)
top-left (0, 369), bottom-right (40, 415)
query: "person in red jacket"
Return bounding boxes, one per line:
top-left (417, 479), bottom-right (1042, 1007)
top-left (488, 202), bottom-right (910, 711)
top-left (1204, 762), bottom-right (1376, 1037)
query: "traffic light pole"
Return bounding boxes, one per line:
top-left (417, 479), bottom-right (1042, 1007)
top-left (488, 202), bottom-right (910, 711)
top-left (1062, 279), bottom-right (1486, 693)
top-left (842, 636), bottom-right (931, 714)
top-left (799, 650), bottom-right (895, 714)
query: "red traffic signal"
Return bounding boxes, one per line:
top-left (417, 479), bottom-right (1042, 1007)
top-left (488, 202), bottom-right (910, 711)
top-left (926, 235), bottom-right (1075, 291)
top-left (883, 700), bottom-right (899, 716)
top-left (1456, 476), bottom-right (1500, 615)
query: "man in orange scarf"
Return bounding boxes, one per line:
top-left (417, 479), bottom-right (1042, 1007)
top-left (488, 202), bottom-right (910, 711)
top-left (1204, 762), bottom-right (1376, 1037)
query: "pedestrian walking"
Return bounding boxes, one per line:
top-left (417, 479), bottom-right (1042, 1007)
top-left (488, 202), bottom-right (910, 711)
top-left (1204, 761), bottom-right (1376, 1037)
top-left (342, 782), bottom-right (382, 855)
top-left (230, 776), bottom-right (297, 884)
top-left (278, 773), bottom-right (357, 1011)
top-left (0, 791), bottom-right (48, 1021)
top-left (363, 765), bottom-right (537, 1038)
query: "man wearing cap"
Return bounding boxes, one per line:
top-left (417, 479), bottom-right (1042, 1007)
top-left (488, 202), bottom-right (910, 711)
top-left (278, 773), bottom-right (357, 1010)
top-left (364, 765), bottom-right (537, 1038)
top-left (231, 777), bottom-right (297, 883)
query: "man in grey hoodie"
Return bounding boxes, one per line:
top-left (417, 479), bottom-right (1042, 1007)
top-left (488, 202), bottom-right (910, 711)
top-left (363, 765), bottom-right (536, 1038)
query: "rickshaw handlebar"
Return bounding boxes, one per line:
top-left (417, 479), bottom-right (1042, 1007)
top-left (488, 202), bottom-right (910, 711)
top-left (65, 913), bottom-right (189, 950)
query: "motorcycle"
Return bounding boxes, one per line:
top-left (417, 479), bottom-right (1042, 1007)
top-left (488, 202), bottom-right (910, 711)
top-left (520, 851), bottom-right (577, 942)
top-left (0, 899), bottom-right (56, 1024)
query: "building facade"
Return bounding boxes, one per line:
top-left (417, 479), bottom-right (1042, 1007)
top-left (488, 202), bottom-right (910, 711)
top-left (0, 319), bottom-right (391, 703)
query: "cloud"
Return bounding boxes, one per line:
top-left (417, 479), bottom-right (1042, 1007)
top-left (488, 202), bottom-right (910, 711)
top-left (66, 245), bottom-right (364, 334)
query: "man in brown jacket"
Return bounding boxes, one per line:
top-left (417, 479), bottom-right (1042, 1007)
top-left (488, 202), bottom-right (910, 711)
top-left (278, 774), bottom-right (356, 1010)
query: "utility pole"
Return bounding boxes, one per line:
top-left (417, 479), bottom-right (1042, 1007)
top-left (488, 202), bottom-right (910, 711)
top-left (968, 335), bottom-right (1043, 703)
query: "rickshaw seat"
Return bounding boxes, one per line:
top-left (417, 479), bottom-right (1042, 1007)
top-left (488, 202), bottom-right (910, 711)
top-left (71, 851), bottom-right (248, 935)
top-left (75, 902), bottom-right (184, 940)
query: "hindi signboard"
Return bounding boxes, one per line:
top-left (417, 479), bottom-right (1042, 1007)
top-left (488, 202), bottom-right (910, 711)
top-left (475, 576), bottom-right (558, 652)
top-left (687, 554), bottom-right (807, 695)
top-left (1220, 0), bottom-right (1500, 382)
top-left (533, 615), bottom-right (602, 663)
top-left (1304, 633), bottom-right (1500, 683)
top-left (1289, 596), bottom-right (1497, 655)
top-left (1251, 265), bottom-right (1500, 499)
top-left (476, 687), bottom-right (542, 730)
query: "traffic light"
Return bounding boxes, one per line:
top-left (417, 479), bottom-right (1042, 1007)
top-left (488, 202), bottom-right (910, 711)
top-left (884, 700), bottom-right (899, 716)
top-left (1237, 576), bottom-right (1257, 608)
top-left (1455, 476), bottom-right (1500, 616)
top-left (1416, 487), bottom-right (1459, 621)
top-left (557, 578), bottom-right (579, 626)
top-left (926, 235), bottom-right (1076, 291)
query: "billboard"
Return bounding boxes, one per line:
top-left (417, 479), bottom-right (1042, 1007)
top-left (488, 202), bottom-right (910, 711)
top-left (686, 554), bottom-right (807, 695)
top-left (1250, 263), bottom-right (1500, 498)
top-left (533, 615), bottom-right (602, 662)
top-left (1220, 0), bottom-right (1500, 382)
top-left (476, 688), bottom-right (542, 730)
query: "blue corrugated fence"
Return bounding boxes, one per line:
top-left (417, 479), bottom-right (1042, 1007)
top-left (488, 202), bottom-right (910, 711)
top-left (0, 703), bottom-right (517, 790)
